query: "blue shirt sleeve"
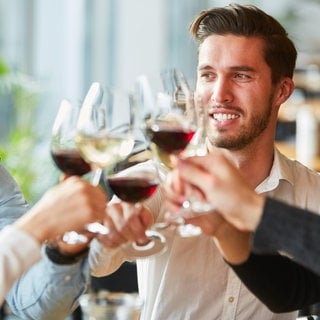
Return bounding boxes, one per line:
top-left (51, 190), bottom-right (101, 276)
top-left (0, 164), bottom-right (89, 319)
top-left (6, 252), bottom-right (89, 320)
top-left (0, 164), bottom-right (29, 228)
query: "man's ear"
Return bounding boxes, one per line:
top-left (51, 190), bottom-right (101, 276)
top-left (276, 77), bottom-right (295, 105)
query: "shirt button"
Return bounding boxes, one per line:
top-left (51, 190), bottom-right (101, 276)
top-left (228, 296), bottom-right (234, 303)
top-left (64, 275), bottom-right (72, 281)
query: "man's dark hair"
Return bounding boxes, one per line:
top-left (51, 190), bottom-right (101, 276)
top-left (189, 3), bottom-right (297, 83)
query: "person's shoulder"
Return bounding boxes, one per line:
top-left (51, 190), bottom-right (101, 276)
top-left (0, 163), bottom-right (15, 181)
top-left (280, 152), bottom-right (320, 184)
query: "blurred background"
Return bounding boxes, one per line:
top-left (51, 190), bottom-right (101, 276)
top-left (1, 0), bottom-right (320, 203)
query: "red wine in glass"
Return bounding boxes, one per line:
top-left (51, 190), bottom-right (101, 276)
top-left (145, 122), bottom-right (196, 169)
top-left (106, 159), bottom-right (167, 259)
top-left (108, 176), bottom-right (158, 203)
top-left (146, 124), bottom-right (195, 153)
top-left (51, 149), bottom-right (91, 176)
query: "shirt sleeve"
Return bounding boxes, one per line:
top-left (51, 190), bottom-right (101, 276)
top-left (0, 165), bottom-right (89, 319)
top-left (6, 250), bottom-right (90, 320)
top-left (252, 197), bottom-right (320, 275)
top-left (0, 164), bottom-right (29, 229)
top-left (229, 253), bottom-right (320, 313)
top-left (0, 226), bottom-right (41, 305)
top-left (89, 238), bottom-right (126, 277)
top-left (89, 174), bottom-right (164, 277)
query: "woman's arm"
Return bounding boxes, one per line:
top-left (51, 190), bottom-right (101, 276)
top-left (253, 197), bottom-right (320, 276)
top-left (230, 252), bottom-right (320, 313)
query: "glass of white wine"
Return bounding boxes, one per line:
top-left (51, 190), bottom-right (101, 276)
top-left (76, 82), bottom-right (135, 186)
top-left (70, 82), bottom-right (135, 239)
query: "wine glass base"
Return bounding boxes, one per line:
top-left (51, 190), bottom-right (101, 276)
top-left (86, 222), bottom-right (109, 235)
top-left (177, 224), bottom-right (202, 238)
top-left (62, 222), bottom-right (110, 245)
top-left (122, 230), bottom-right (167, 259)
top-left (182, 200), bottom-right (214, 214)
top-left (177, 199), bottom-right (213, 238)
top-left (62, 231), bottom-right (89, 244)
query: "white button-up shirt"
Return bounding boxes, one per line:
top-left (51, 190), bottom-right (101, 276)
top-left (90, 148), bottom-right (320, 320)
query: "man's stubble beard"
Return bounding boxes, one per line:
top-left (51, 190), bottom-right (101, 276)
top-left (207, 98), bottom-right (274, 151)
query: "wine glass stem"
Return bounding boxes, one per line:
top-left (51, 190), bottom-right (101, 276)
top-left (91, 168), bottom-right (103, 186)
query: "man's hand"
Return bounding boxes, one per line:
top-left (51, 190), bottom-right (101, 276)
top-left (96, 202), bottom-right (153, 249)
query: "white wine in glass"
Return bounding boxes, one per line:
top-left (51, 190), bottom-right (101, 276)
top-left (76, 82), bottom-right (135, 186)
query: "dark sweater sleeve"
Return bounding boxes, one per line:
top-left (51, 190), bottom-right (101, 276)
top-left (230, 253), bottom-right (320, 313)
top-left (252, 197), bottom-right (320, 276)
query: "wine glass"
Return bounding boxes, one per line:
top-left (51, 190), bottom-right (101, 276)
top-left (74, 83), bottom-right (135, 235)
top-left (79, 290), bottom-right (143, 320)
top-left (76, 82), bottom-right (135, 180)
top-left (51, 99), bottom-right (97, 244)
top-left (107, 148), bottom-right (167, 259)
top-left (136, 68), bottom-right (205, 237)
top-left (179, 94), bottom-right (215, 215)
top-left (143, 68), bottom-right (197, 170)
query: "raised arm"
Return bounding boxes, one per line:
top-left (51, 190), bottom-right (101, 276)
top-left (1, 168), bottom-right (108, 319)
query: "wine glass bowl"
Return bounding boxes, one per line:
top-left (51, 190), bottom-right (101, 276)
top-left (145, 120), bottom-right (196, 170)
top-left (108, 167), bottom-right (158, 203)
top-left (139, 68), bottom-right (197, 170)
top-left (76, 83), bottom-right (135, 185)
top-left (50, 99), bottom-right (92, 176)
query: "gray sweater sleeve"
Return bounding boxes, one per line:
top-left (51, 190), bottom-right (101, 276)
top-left (252, 197), bottom-right (320, 276)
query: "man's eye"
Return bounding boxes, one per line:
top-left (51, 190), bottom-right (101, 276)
top-left (235, 73), bottom-right (250, 79)
top-left (200, 73), bottom-right (214, 80)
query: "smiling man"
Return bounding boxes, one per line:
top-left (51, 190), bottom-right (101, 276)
top-left (88, 4), bottom-right (320, 320)
top-left (197, 35), bottom-right (275, 151)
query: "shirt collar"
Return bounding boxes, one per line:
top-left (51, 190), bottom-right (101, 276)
top-left (255, 147), bottom-right (294, 193)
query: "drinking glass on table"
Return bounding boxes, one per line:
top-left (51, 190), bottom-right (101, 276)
top-left (79, 290), bottom-right (143, 320)
top-left (136, 68), bottom-right (210, 237)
